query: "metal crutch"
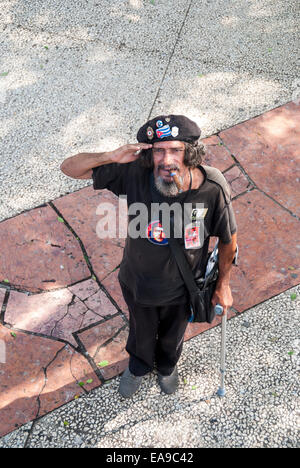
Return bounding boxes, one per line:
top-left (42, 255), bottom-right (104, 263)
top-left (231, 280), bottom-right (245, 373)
top-left (215, 304), bottom-right (227, 397)
top-left (213, 245), bottom-right (237, 397)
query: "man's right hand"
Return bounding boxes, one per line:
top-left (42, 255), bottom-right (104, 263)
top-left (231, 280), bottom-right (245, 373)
top-left (60, 143), bottom-right (152, 180)
top-left (109, 143), bottom-right (152, 164)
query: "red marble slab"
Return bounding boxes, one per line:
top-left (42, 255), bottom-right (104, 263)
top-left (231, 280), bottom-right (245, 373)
top-left (0, 322), bottom-right (100, 437)
top-left (101, 269), bottom-right (130, 320)
top-left (202, 135), bottom-right (220, 146)
top-left (202, 134), bottom-right (235, 172)
top-left (68, 278), bottom-right (99, 300)
top-left (84, 287), bottom-right (119, 318)
top-left (6, 289), bottom-right (81, 347)
top-left (220, 102), bottom-right (300, 217)
top-left (94, 328), bottom-right (129, 381)
top-left (38, 344), bottom-right (100, 418)
top-left (5, 288), bottom-right (71, 329)
top-left (5, 282), bottom-right (118, 347)
top-left (76, 316), bottom-right (129, 380)
top-left (53, 186), bottom-right (126, 281)
top-left (0, 324), bottom-right (63, 437)
top-left (223, 165), bottom-right (253, 198)
top-left (229, 190), bottom-right (300, 312)
top-left (0, 205), bottom-right (89, 293)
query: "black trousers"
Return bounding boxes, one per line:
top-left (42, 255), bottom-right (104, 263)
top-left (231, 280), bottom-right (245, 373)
top-left (120, 283), bottom-right (190, 377)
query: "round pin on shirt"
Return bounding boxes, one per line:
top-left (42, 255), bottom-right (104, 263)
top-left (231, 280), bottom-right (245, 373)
top-left (146, 220), bottom-right (168, 245)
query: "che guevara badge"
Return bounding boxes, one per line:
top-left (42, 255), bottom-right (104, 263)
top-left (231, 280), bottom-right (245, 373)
top-left (146, 220), bottom-right (168, 246)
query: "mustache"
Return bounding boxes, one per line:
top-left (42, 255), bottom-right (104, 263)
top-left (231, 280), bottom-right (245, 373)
top-left (157, 164), bottom-right (180, 172)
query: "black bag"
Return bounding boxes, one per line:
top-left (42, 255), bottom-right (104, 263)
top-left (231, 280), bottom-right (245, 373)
top-left (167, 229), bottom-right (219, 324)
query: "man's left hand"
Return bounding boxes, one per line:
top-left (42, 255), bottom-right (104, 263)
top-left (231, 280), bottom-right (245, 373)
top-left (211, 282), bottom-right (233, 316)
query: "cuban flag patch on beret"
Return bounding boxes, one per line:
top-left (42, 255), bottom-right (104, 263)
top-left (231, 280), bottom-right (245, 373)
top-left (156, 124), bottom-right (172, 139)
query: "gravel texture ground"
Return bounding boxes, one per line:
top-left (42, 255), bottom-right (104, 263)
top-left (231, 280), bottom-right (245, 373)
top-left (0, 0), bottom-right (299, 221)
top-left (1, 285), bottom-right (299, 448)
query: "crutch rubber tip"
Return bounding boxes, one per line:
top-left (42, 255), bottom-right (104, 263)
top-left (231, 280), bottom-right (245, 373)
top-left (217, 387), bottom-right (226, 397)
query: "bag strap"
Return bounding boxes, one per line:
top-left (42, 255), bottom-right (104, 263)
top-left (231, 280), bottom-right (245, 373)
top-left (167, 216), bottom-right (200, 297)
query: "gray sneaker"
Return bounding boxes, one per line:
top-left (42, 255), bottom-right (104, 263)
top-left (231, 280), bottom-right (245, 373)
top-left (158, 366), bottom-right (179, 394)
top-left (118, 367), bottom-right (143, 398)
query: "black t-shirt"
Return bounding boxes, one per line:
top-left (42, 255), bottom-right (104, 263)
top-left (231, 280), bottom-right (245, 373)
top-left (92, 160), bottom-right (237, 306)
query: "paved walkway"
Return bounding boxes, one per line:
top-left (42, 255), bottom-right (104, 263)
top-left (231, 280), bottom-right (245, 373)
top-left (0, 0), bottom-right (299, 448)
top-left (1, 284), bottom-right (299, 448)
top-left (0, 101), bottom-right (299, 444)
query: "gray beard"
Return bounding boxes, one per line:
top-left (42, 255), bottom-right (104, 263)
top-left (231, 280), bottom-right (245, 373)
top-left (154, 176), bottom-right (179, 197)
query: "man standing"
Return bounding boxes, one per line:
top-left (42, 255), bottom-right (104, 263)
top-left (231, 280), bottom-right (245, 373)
top-left (60, 115), bottom-right (237, 398)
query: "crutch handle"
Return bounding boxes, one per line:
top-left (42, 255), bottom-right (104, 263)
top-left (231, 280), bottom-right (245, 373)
top-left (214, 304), bottom-right (223, 316)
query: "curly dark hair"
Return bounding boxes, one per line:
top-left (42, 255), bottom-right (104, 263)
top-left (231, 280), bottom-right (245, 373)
top-left (138, 141), bottom-right (206, 170)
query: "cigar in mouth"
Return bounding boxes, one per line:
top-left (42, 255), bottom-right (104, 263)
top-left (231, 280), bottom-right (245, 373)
top-left (169, 171), bottom-right (183, 193)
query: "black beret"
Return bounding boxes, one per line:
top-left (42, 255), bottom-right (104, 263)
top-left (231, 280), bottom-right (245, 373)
top-left (137, 114), bottom-right (201, 145)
